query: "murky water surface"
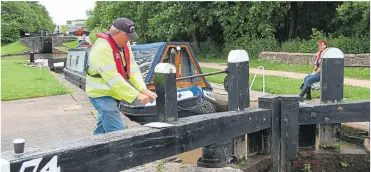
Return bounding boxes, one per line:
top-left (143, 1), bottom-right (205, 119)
top-left (2, 54), bottom-right (66, 60)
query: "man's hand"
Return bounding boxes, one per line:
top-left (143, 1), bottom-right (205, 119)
top-left (137, 93), bottom-right (150, 104)
top-left (141, 89), bottom-right (158, 101)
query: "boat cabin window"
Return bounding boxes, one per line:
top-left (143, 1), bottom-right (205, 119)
top-left (162, 46), bottom-right (200, 82)
top-left (181, 49), bottom-right (200, 82)
top-left (163, 48), bottom-right (176, 65)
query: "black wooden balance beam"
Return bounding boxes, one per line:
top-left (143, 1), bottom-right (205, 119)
top-left (1, 109), bottom-right (271, 172)
top-left (299, 100), bottom-right (370, 125)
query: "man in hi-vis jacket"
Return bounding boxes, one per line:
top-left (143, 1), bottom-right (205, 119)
top-left (86, 18), bottom-right (157, 135)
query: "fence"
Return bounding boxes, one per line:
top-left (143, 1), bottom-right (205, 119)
top-left (1, 48), bottom-right (369, 172)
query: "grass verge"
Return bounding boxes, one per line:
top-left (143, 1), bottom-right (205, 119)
top-left (64, 40), bottom-right (78, 48)
top-left (55, 40), bottom-right (79, 53)
top-left (1, 41), bottom-right (31, 55)
top-left (1, 60), bottom-right (70, 101)
top-left (197, 57), bottom-right (370, 80)
top-left (202, 67), bottom-right (370, 101)
top-left (54, 46), bottom-right (69, 52)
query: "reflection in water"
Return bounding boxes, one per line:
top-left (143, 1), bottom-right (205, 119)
top-left (2, 54), bottom-right (67, 60)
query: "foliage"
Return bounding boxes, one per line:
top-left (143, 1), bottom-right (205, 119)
top-left (192, 39), bottom-right (223, 59)
top-left (216, 2), bottom-right (290, 41)
top-left (340, 161), bottom-right (349, 168)
top-left (224, 37), bottom-right (281, 58)
top-left (85, 1), bottom-right (370, 55)
top-left (1, 40), bottom-right (31, 55)
top-left (1, 60), bottom-right (70, 101)
top-left (61, 25), bottom-right (68, 34)
top-left (335, 143), bottom-right (341, 152)
top-left (335, 2), bottom-right (370, 37)
top-left (302, 164), bottom-right (312, 172)
top-left (280, 29), bottom-right (370, 54)
top-left (89, 27), bottom-right (107, 43)
top-left (1, 1), bottom-right (54, 43)
top-left (329, 36), bottom-right (370, 54)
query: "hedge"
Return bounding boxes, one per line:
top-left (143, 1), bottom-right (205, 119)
top-left (195, 36), bottom-right (370, 59)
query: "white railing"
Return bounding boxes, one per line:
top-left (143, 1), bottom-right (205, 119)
top-left (250, 66), bottom-right (266, 95)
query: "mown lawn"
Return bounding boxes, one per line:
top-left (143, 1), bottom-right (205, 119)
top-left (1, 41), bottom-right (31, 55)
top-left (54, 46), bottom-right (69, 52)
top-left (64, 40), bottom-right (78, 48)
top-left (55, 40), bottom-right (79, 52)
top-left (197, 57), bottom-right (370, 80)
top-left (201, 67), bottom-right (370, 101)
top-left (1, 60), bottom-right (70, 101)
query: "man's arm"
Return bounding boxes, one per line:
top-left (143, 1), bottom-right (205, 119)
top-left (90, 42), bottom-right (143, 104)
top-left (127, 42), bottom-right (157, 100)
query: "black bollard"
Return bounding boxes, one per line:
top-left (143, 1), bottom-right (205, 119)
top-left (29, 52), bottom-right (35, 63)
top-left (227, 50), bottom-right (250, 110)
top-left (154, 63), bottom-right (178, 122)
top-left (319, 47), bottom-right (344, 146)
top-left (198, 50), bottom-right (249, 168)
top-left (227, 50), bottom-right (250, 159)
top-left (298, 47), bottom-right (345, 148)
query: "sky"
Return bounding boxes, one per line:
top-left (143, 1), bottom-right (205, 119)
top-left (38, 0), bottom-right (97, 26)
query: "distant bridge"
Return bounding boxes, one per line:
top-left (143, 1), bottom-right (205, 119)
top-left (20, 36), bottom-right (77, 53)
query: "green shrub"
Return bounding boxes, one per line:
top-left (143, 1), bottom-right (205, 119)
top-left (1, 21), bottom-right (21, 44)
top-left (281, 39), bottom-right (318, 53)
top-left (281, 36), bottom-right (369, 54)
top-left (280, 29), bottom-right (369, 54)
top-left (223, 37), bottom-right (281, 58)
top-left (89, 27), bottom-right (107, 43)
top-left (194, 40), bottom-right (223, 59)
top-left (329, 36), bottom-right (370, 54)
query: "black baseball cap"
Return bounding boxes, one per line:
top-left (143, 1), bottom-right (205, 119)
top-left (112, 18), bottom-right (138, 40)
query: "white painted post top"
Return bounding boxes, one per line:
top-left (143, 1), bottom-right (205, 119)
top-left (228, 50), bottom-right (249, 63)
top-left (155, 63), bottom-right (176, 74)
top-left (13, 138), bottom-right (25, 144)
top-left (321, 47), bottom-right (344, 59)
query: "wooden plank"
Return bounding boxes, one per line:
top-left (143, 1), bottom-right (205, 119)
top-left (2, 109), bottom-right (271, 172)
top-left (299, 100), bottom-right (370, 125)
top-left (280, 95), bottom-right (300, 172)
top-left (258, 95), bottom-right (281, 172)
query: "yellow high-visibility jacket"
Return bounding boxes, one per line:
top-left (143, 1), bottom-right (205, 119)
top-left (86, 38), bottom-right (147, 103)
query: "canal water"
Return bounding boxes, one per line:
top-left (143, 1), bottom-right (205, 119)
top-left (2, 54), bottom-right (66, 61)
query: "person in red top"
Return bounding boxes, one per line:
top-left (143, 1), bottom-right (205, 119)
top-left (299, 39), bottom-right (328, 100)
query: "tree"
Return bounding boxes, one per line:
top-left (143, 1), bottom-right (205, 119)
top-left (335, 2), bottom-right (370, 37)
top-left (1, 1), bottom-right (54, 43)
top-left (61, 25), bottom-right (68, 34)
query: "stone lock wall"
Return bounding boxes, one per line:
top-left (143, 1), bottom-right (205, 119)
top-left (20, 36), bottom-right (76, 53)
top-left (20, 37), bottom-right (40, 52)
top-left (258, 52), bottom-right (370, 67)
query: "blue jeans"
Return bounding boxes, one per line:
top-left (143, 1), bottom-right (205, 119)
top-left (303, 72), bottom-right (320, 87)
top-left (89, 96), bottom-right (126, 135)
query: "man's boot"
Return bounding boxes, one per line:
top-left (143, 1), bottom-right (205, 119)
top-left (299, 85), bottom-right (311, 102)
top-left (306, 88), bottom-right (312, 100)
